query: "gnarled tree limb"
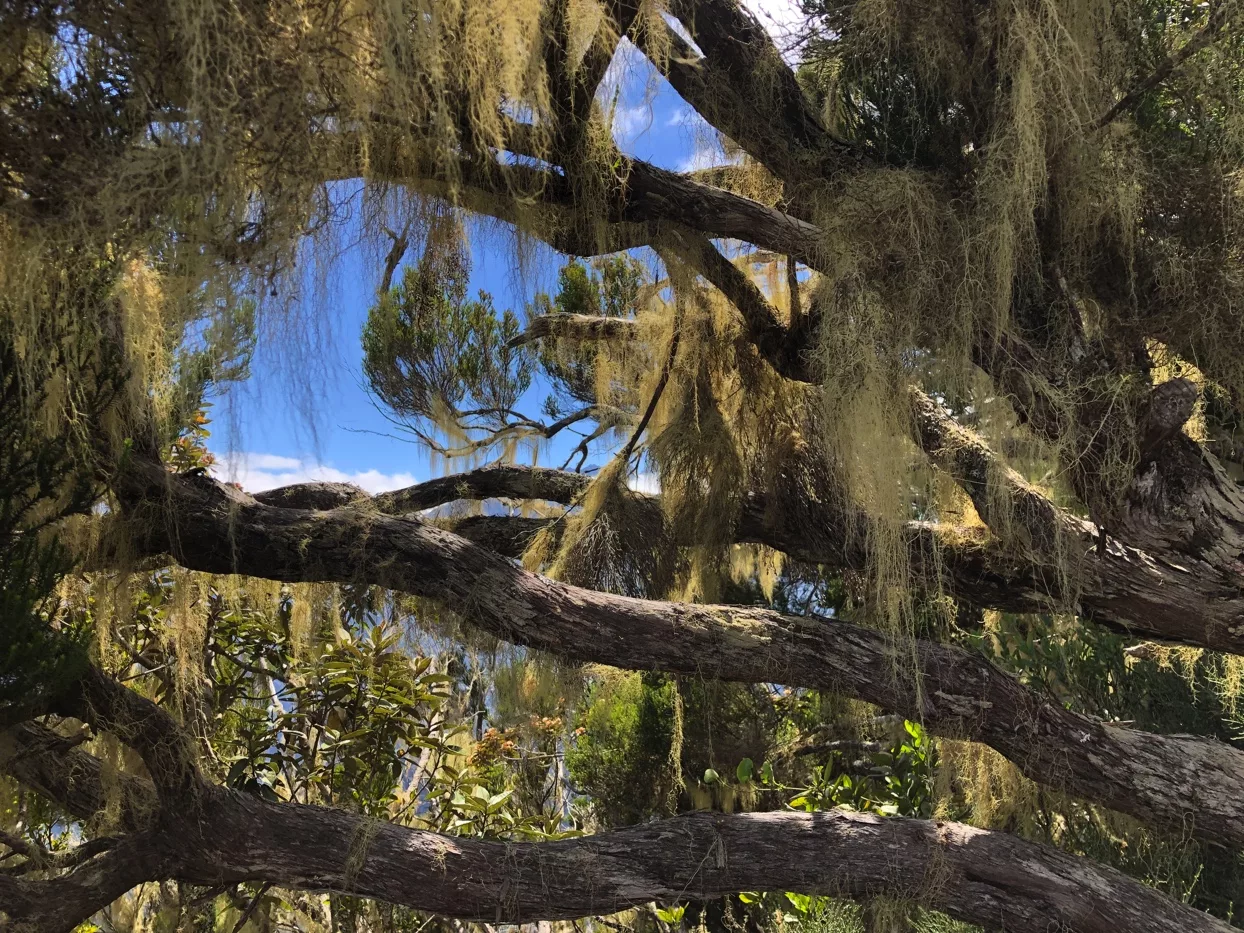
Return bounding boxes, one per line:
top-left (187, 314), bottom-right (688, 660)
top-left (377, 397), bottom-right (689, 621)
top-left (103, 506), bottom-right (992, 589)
top-left (169, 798), bottom-right (1235, 933)
top-left (111, 462), bottom-right (1244, 850)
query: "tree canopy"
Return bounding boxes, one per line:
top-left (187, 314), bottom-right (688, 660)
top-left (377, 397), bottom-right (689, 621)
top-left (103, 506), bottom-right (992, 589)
top-left (6, 1), bottom-right (1244, 932)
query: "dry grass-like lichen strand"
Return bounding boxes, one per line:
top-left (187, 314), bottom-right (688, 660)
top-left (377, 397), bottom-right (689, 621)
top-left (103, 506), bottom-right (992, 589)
top-left (527, 255), bottom-right (802, 603)
top-left (793, 0), bottom-right (1244, 649)
top-left (3, 0), bottom-right (623, 454)
top-left (525, 456), bottom-right (674, 597)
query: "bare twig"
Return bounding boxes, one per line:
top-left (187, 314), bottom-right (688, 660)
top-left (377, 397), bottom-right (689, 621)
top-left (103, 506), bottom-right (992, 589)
top-left (229, 883), bottom-right (272, 933)
top-left (617, 307), bottom-right (682, 464)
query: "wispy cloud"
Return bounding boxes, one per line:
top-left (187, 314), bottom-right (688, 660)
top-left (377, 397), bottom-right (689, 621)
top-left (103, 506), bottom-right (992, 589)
top-left (214, 452), bottom-right (419, 495)
top-left (628, 472), bottom-right (661, 495)
top-left (612, 102), bottom-right (653, 145)
top-left (677, 142), bottom-right (739, 173)
top-left (742, 0), bottom-right (811, 64)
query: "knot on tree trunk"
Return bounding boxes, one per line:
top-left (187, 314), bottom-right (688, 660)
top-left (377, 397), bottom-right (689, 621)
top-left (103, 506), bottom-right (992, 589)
top-left (1139, 377), bottom-right (1198, 463)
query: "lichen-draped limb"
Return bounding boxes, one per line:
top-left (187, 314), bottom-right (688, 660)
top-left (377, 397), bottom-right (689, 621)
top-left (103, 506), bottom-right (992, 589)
top-left (111, 461), bottom-right (1244, 850)
top-left (908, 385), bottom-right (1080, 554)
top-left (49, 663), bottom-right (202, 804)
top-left (0, 831), bottom-right (167, 933)
top-left (644, 0), bottom-right (862, 188)
top-left (245, 454), bottom-right (1244, 656)
top-left (336, 130), bottom-right (1244, 596)
top-left (975, 326), bottom-right (1244, 570)
top-left (1, 729), bottom-right (1235, 933)
top-left (664, 231), bottom-right (812, 381)
top-left (336, 129), bottom-right (828, 267)
top-left (146, 801), bottom-right (1242, 933)
top-left (508, 313), bottom-right (642, 349)
top-left (0, 722), bottom-right (158, 831)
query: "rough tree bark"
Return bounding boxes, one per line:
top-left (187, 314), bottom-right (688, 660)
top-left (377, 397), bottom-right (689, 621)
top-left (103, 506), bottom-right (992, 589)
top-left (1, 680), bottom-right (1237, 933)
top-left (106, 460), bottom-right (1244, 851)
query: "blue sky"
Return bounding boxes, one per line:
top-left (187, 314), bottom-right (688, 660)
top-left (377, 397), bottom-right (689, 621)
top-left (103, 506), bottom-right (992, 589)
top-left (212, 2), bottom-right (805, 493)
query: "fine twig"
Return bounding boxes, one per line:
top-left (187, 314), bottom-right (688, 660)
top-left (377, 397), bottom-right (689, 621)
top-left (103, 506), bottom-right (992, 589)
top-left (616, 306), bottom-right (682, 465)
top-left (229, 882), bottom-right (273, 933)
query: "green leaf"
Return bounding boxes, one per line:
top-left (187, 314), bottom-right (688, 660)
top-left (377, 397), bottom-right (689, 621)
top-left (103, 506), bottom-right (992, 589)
top-left (487, 789), bottom-right (515, 812)
top-left (655, 905), bottom-right (686, 924)
top-left (735, 758), bottom-right (754, 783)
top-left (703, 768), bottom-right (720, 785)
top-left (784, 892), bottom-right (812, 914)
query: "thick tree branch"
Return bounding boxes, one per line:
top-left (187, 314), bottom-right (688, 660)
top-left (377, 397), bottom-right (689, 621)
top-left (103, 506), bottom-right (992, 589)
top-left (665, 230), bottom-right (811, 380)
top-left (545, 0), bottom-right (637, 159)
top-left (351, 130), bottom-right (827, 271)
top-left (254, 465), bottom-right (592, 514)
top-left (0, 721), bottom-right (158, 831)
top-left (975, 328), bottom-right (1244, 575)
top-left (508, 313), bottom-right (640, 348)
top-left (0, 832), bottom-right (165, 933)
top-left (168, 798), bottom-right (1235, 933)
top-left (52, 664), bottom-right (201, 804)
top-left (439, 514), bottom-right (556, 558)
top-left (623, 160), bottom-right (822, 265)
top-left (114, 462), bottom-right (1244, 850)
top-left (909, 387), bottom-right (1073, 555)
top-left (907, 386), bottom-right (1244, 652)
top-left (248, 456), bottom-right (1244, 657)
top-left (632, 0), bottom-right (861, 190)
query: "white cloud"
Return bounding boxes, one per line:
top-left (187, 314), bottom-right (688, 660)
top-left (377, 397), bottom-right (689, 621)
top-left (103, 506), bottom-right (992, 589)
top-left (677, 142), bottom-right (739, 173)
top-left (742, 0), bottom-right (811, 63)
top-left (612, 102), bottom-right (653, 145)
top-left (214, 452), bottom-right (420, 495)
top-left (245, 453), bottom-right (304, 471)
top-left (628, 472), bottom-right (661, 495)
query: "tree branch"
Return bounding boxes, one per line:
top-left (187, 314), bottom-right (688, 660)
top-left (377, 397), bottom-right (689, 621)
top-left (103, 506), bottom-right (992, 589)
top-left (254, 465), bottom-right (593, 514)
top-left (908, 386), bottom-right (1074, 555)
top-left (664, 230), bottom-right (810, 380)
top-left (633, 0), bottom-right (861, 189)
top-left (0, 721), bottom-right (157, 832)
top-left (350, 131), bottom-right (827, 270)
top-left (508, 313), bottom-right (640, 348)
top-left (0, 832), bottom-right (165, 932)
top-left (245, 456), bottom-right (1244, 659)
top-left (1096, 2), bottom-right (1235, 127)
top-left (52, 664), bottom-right (201, 804)
top-left (165, 798), bottom-right (1237, 933)
top-left (114, 462), bottom-right (1244, 850)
